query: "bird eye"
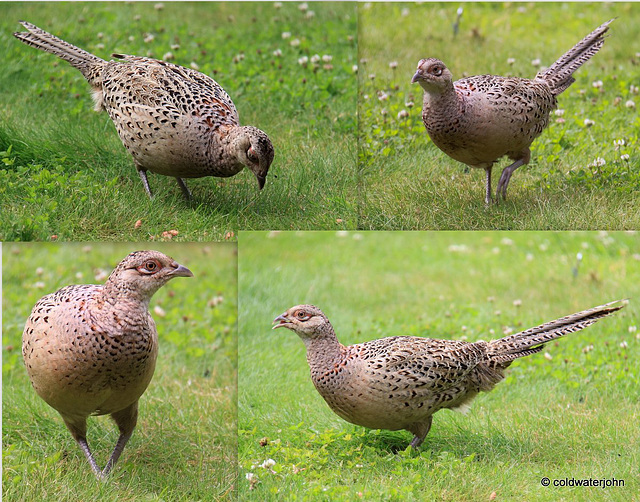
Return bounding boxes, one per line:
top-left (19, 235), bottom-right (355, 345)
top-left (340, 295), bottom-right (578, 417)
top-left (247, 147), bottom-right (258, 163)
top-left (295, 310), bottom-right (309, 320)
top-left (138, 260), bottom-right (160, 274)
top-left (432, 66), bottom-right (443, 76)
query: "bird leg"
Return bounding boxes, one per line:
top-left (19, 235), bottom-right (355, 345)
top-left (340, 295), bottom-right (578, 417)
top-left (76, 436), bottom-right (103, 478)
top-left (137, 169), bottom-right (154, 199)
top-left (497, 152), bottom-right (529, 201)
top-left (102, 402), bottom-right (139, 477)
top-left (101, 431), bottom-right (133, 478)
top-left (175, 177), bottom-right (193, 200)
top-left (64, 418), bottom-right (102, 478)
top-left (484, 166), bottom-right (493, 205)
top-left (407, 415), bottom-right (433, 448)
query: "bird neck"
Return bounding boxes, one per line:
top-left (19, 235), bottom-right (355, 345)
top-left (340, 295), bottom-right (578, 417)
top-left (303, 329), bottom-right (345, 373)
top-left (99, 281), bottom-right (154, 311)
top-left (422, 81), bottom-right (457, 108)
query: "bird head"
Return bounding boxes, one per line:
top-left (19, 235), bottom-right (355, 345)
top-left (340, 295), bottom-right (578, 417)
top-left (272, 304), bottom-right (331, 340)
top-left (411, 58), bottom-right (453, 92)
top-left (107, 250), bottom-right (194, 300)
top-left (235, 126), bottom-right (274, 190)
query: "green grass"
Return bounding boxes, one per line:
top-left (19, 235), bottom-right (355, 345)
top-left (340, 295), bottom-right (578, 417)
top-left (0, 2), bottom-right (357, 240)
top-left (238, 231), bottom-right (639, 500)
top-left (358, 3), bottom-right (640, 229)
top-left (2, 242), bottom-right (238, 500)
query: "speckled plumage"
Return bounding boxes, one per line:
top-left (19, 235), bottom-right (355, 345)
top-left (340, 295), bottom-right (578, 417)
top-left (23, 250), bottom-right (193, 478)
top-left (412, 19), bottom-right (613, 204)
top-left (13, 21), bottom-right (274, 199)
top-left (274, 301), bottom-right (624, 448)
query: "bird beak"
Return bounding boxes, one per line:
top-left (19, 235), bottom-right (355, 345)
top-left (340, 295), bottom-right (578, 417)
top-left (411, 70), bottom-right (422, 84)
top-left (256, 173), bottom-right (266, 190)
top-left (272, 313), bottom-right (291, 330)
top-left (171, 264), bottom-right (194, 278)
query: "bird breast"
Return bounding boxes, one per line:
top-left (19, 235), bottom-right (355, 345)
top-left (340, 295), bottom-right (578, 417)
top-left (22, 286), bottom-right (158, 416)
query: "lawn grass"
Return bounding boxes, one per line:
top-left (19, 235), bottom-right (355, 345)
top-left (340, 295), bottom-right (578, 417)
top-left (0, 2), bottom-right (357, 240)
top-left (2, 242), bottom-right (238, 500)
top-left (358, 2), bottom-right (640, 230)
top-left (238, 231), bottom-right (639, 500)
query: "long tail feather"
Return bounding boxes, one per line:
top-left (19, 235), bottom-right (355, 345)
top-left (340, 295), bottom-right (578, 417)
top-left (488, 300), bottom-right (625, 364)
top-left (536, 19), bottom-right (613, 96)
top-left (13, 21), bottom-right (104, 84)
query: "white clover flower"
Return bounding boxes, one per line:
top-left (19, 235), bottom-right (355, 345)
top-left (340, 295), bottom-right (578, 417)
top-left (583, 118), bottom-right (595, 127)
top-left (170, 43), bottom-right (180, 50)
top-left (621, 154), bottom-right (630, 161)
top-left (274, 2), bottom-right (282, 9)
top-left (554, 109), bottom-right (565, 117)
top-left (97, 32), bottom-right (104, 39)
top-left (310, 54), bottom-right (320, 64)
top-left (544, 352), bottom-right (553, 361)
top-left (592, 80), bottom-right (604, 89)
top-left (154, 3), bottom-right (164, 10)
top-left (389, 61), bottom-right (398, 69)
top-left (323, 64), bottom-right (333, 71)
top-left (397, 109), bottom-right (409, 119)
top-left (163, 52), bottom-right (174, 61)
top-left (368, 73), bottom-right (375, 80)
top-left (531, 58), bottom-right (541, 67)
top-left (381, 108), bottom-right (388, 116)
top-left (614, 139), bottom-right (625, 148)
top-left (128, 36), bottom-right (135, 42)
top-left (352, 65), bottom-right (358, 73)
top-left (322, 55), bottom-right (333, 63)
top-left (630, 85), bottom-right (639, 94)
top-left (591, 157), bottom-right (606, 167)
top-left (401, 7), bottom-right (410, 16)
top-left (360, 58), bottom-right (368, 65)
top-left (507, 58), bottom-right (516, 65)
top-left (259, 458), bottom-right (276, 469)
top-left (298, 2), bottom-right (308, 12)
top-left (246, 472), bottom-right (256, 481)
top-left (405, 101), bottom-right (414, 108)
top-left (281, 31), bottom-right (291, 39)
top-left (273, 49), bottom-right (282, 57)
top-left (290, 39), bottom-right (301, 47)
top-left (377, 91), bottom-right (388, 101)
top-left (144, 34), bottom-right (155, 43)
top-left (625, 100), bottom-right (636, 109)
top-left (305, 11), bottom-right (315, 19)
top-left (96, 43), bottom-right (105, 50)
top-left (298, 56), bottom-right (308, 66)
top-left (513, 299), bottom-right (522, 307)
top-left (629, 326), bottom-right (637, 333)
top-left (190, 62), bottom-right (200, 70)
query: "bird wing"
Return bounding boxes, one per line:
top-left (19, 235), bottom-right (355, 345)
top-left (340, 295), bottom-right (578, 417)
top-left (104, 55), bottom-right (240, 128)
top-left (357, 336), bottom-right (485, 394)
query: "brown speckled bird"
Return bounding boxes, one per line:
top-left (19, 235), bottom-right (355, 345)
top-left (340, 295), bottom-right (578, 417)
top-left (22, 250), bottom-right (193, 478)
top-left (411, 20), bottom-right (612, 204)
top-left (274, 301), bottom-right (624, 448)
top-left (14, 21), bottom-right (274, 199)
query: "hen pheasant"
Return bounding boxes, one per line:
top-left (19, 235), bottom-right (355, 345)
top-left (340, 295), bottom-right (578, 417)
top-left (14, 21), bottom-right (274, 199)
top-left (411, 19), bottom-right (612, 204)
top-left (274, 301), bottom-right (624, 448)
top-left (22, 250), bottom-right (193, 478)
